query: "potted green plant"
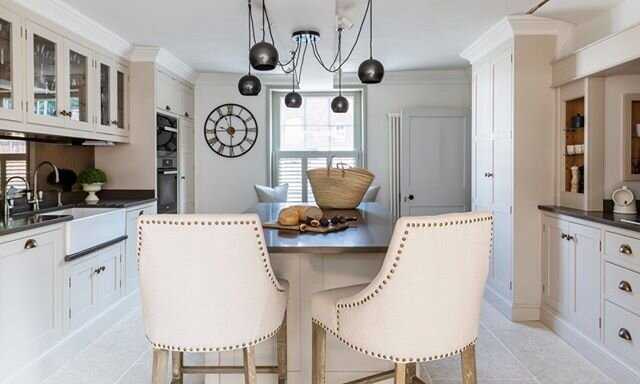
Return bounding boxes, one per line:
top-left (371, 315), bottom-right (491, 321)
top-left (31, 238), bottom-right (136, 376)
top-left (77, 167), bottom-right (107, 204)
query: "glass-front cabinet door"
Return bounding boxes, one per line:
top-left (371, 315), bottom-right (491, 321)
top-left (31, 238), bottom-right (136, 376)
top-left (0, 7), bottom-right (22, 122)
top-left (26, 21), bottom-right (64, 127)
top-left (63, 40), bottom-right (92, 131)
top-left (96, 54), bottom-right (128, 137)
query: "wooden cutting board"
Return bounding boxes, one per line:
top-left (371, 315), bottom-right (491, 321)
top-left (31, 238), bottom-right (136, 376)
top-left (262, 222), bottom-right (350, 233)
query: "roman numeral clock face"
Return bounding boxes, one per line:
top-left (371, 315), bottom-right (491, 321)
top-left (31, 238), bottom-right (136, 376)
top-left (204, 103), bottom-right (258, 158)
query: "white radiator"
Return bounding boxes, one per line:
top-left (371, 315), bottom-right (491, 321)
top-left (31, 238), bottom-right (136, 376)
top-left (388, 113), bottom-right (401, 221)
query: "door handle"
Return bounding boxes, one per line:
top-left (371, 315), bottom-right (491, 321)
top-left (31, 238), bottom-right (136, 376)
top-left (618, 281), bottom-right (633, 293)
top-left (484, 172), bottom-right (494, 178)
top-left (619, 244), bottom-right (633, 255)
top-left (618, 328), bottom-right (632, 341)
top-left (24, 239), bottom-right (38, 249)
top-left (403, 194), bottom-right (414, 202)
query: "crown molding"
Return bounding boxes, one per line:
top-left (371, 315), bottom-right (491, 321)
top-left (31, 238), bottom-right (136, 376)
top-left (197, 69), bottom-right (471, 88)
top-left (130, 46), bottom-right (198, 84)
top-left (15, 0), bottom-right (132, 58)
top-left (460, 15), bottom-right (574, 64)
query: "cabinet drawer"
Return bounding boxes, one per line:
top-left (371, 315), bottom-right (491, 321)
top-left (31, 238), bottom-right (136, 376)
top-left (604, 301), bottom-right (640, 368)
top-left (605, 231), bottom-right (640, 268)
top-left (126, 203), bottom-right (157, 220)
top-left (605, 262), bottom-right (640, 314)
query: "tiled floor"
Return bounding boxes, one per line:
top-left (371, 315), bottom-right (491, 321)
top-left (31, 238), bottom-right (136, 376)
top-left (42, 301), bottom-right (616, 384)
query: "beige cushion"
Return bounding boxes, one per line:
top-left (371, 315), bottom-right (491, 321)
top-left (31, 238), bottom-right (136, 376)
top-left (362, 185), bottom-right (380, 202)
top-left (311, 284), bottom-right (367, 334)
top-left (255, 183), bottom-right (288, 202)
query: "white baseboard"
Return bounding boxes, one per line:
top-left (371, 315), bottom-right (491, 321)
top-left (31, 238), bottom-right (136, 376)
top-left (4, 292), bottom-right (141, 384)
top-left (540, 306), bottom-right (640, 384)
top-left (484, 286), bottom-right (540, 321)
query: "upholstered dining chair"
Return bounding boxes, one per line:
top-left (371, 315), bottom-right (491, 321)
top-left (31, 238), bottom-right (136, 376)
top-left (311, 211), bottom-right (493, 384)
top-left (137, 214), bottom-right (289, 384)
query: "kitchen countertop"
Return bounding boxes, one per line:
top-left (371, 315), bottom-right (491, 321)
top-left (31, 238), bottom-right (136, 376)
top-left (539, 205), bottom-right (640, 232)
top-left (0, 198), bottom-right (156, 237)
top-left (245, 202), bottom-right (394, 254)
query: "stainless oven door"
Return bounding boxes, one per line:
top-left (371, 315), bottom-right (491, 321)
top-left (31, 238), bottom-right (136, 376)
top-left (157, 168), bottom-right (178, 213)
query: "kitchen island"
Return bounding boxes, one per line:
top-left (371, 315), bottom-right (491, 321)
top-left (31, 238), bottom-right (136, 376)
top-left (205, 202), bottom-right (396, 384)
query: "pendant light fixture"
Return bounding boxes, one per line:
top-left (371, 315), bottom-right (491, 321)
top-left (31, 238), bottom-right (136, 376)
top-left (249, 0), bottom-right (278, 71)
top-left (284, 71), bottom-right (302, 108)
top-left (238, 0), bottom-right (384, 98)
top-left (239, 0), bottom-right (261, 95)
top-left (331, 28), bottom-right (349, 114)
top-left (358, 0), bottom-right (384, 84)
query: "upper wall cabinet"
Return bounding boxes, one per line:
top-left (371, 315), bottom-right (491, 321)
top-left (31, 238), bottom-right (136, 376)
top-left (157, 70), bottom-right (194, 120)
top-left (0, 7), bottom-right (23, 122)
top-left (63, 39), bottom-right (93, 132)
top-left (95, 54), bottom-right (129, 137)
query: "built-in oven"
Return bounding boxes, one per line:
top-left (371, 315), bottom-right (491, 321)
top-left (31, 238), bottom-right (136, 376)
top-left (157, 114), bottom-right (178, 156)
top-left (157, 158), bottom-right (178, 214)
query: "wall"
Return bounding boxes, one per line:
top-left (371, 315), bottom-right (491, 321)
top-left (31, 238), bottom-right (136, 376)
top-left (603, 74), bottom-right (640, 198)
top-left (194, 71), bottom-right (471, 214)
top-left (31, 142), bottom-right (95, 191)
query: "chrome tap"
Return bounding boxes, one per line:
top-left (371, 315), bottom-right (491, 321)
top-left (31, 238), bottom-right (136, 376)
top-left (31, 161), bottom-right (59, 211)
top-left (3, 176), bottom-right (31, 221)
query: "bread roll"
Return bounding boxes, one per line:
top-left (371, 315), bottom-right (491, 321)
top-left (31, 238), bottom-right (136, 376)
top-left (278, 205), bottom-right (324, 226)
top-left (278, 207), bottom-right (299, 226)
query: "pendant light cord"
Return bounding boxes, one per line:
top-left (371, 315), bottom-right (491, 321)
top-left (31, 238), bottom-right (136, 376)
top-left (248, 0), bottom-right (252, 74)
top-left (338, 28), bottom-right (343, 96)
top-left (261, 0), bottom-right (266, 41)
top-left (369, 0), bottom-right (373, 59)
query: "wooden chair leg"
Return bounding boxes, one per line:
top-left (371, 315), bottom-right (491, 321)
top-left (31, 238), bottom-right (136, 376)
top-left (243, 346), bottom-right (257, 384)
top-left (312, 322), bottom-right (326, 384)
top-left (277, 313), bottom-right (288, 384)
top-left (461, 344), bottom-right (477, 384)
top-left (394, 363), bottom-right (407, 384)
top-left (405, 362), bottom-right (416, 383)
top-left (152, 349), bottom-right (169, 384)
top-left (171, 351), bottom-right (183, 384)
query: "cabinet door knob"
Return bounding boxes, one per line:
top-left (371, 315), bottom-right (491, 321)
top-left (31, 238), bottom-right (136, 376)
top-left (484, 172), bottom-right (493, 178)
top-left (566, 235), bottom-right (575, 241)
top-left (618, 328), bottom-right (632, 341)
top-left (67, 111), bottom-right (72, 118)
top-left (185, 112), bottom-right (190, 118)
top-left (100, 266), bottom-right (106, 272)
top-left (619, 244), bottom-right (633, 255)
top-left (561, 233), bottom-right (567, 240)
top-left (139, 210), bottom-right (144, 216)
top-left (618, 281), bottom-right (633, 293)
top-left (60, 110), bottom-right (67, 117)
top-left (94, 268), bottom-right (102, 275)
top-left (166, 105), bottom-right (171, 111)
top-left (24, 239), bottom-right (38, 249)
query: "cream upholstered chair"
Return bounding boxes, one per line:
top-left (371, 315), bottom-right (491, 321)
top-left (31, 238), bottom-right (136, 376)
top-left (137, 214), bottom-right (289, 384)
top-left (311, 212), bottom-right (493, 384)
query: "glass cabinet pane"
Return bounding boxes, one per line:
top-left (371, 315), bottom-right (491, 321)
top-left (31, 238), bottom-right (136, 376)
top-left (100, 63), bottom-right (110, 126)
top-left (69, 50), bottom-right (88, 122)
top-left (0, 17), bottom-right (13, 110)
top-left (33, 34), bottom-right (57, 117)
top-left (117, 70), bottom-right (124, 129)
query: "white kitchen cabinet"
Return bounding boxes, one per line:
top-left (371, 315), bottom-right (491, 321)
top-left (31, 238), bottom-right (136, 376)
top-left (542, 215), bottom-right (601, 340)
top-left (157, 70), bottom-right (176, 114)
top-left (66, 242), bottom-right (123, 331)
top-left (62, 38), bottom-right (93, 132)
top-left (0, 6), bottom-right (24, 122)
top-left (0, 227), bottom-right (64, 379)
top-left (179, 119), bottom-right (194, 213)
top-left (124, 202), bottom-right (156, 294)
top-left (95, 53), bottom-right (129, 137)
top-left (177, 82), bottom-right (194, 119)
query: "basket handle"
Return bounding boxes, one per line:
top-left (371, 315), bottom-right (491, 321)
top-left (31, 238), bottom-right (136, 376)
top-left (326, 156), bottom-right (350, 178)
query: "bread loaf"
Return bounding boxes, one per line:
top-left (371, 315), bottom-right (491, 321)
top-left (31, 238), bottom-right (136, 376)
top-left (278, 205), bottom-right (323, 226)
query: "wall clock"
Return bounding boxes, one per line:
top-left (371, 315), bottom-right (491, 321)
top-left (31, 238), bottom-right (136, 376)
top-left (204, 103), bottom-right (258, 158)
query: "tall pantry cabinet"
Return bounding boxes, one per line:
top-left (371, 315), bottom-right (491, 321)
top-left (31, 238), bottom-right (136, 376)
top-left (462, 16), bottom-right (566, 320)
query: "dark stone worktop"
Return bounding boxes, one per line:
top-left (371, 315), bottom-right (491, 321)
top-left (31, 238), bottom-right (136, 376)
top-left (245, 202), bottom-right (394, 254)
top-left (539, 205), bottom-right (640, 233)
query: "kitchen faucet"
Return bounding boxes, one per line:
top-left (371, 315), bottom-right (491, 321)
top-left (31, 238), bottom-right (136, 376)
top-left (31, 161), bottom-right (60, 211)
top-left (3, 176), bottom-right (31, 221)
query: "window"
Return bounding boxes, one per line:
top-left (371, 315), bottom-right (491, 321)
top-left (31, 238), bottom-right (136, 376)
top-left (271, 91), bottom-right (363, 202)
top-left (0, 140), bottom-right (29, 195)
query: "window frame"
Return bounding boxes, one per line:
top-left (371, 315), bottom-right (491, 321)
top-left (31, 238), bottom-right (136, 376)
top-left (268, 87), bottom-right (367, 202)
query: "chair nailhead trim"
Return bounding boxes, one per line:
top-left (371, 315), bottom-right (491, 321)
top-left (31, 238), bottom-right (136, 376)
top-left (312, 318), bottom-right (478, 363)
top-left (136, 216), bottom-right (286, 301)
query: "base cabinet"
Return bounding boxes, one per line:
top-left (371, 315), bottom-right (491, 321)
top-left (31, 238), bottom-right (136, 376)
top-left (124, 203), bottom-right (157, 294)
top-left (0, 227), bottom-right (64, 382)
top-left (66, 243), bottom-right (123, 331)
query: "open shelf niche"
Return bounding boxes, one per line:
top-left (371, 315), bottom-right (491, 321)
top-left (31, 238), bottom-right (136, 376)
top-left (623, 93), bottom-right (640, 180)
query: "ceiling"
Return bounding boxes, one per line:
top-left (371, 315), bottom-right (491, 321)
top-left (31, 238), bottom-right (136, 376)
top-left (61, 0), bottom-right (625, 79)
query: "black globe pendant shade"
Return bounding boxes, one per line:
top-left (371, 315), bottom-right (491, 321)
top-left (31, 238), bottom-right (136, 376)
top-left (238, 74), bottom-right (261, 96)
top-left (358, 58), bottom-right (385, 84)
top-left (250, 41), bottom-right (279, 71)
top-left (331, 95), bottom-right (349, 113)
top-left (285, 91), bottom-right (302, 108)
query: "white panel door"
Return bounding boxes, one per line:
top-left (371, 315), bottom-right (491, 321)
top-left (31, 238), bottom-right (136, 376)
top-left (157, 71), bottom-right (176, 113)
top-left (542, 217), bottom-right (570, 315)
top-left (400, 107), bottom-right (471, 217)
top-left (472, 64), bottom-right (493, 209)
top-left (96, 244), bottom-right (122, 311)
top-left (179, 119), bottom-right (195, 213)
top-left (492, 48), bottom-right (513, 139)
top-left (177, 83), bottom-right (194, 119)
top-left (569, 222), bottom-right (601, 340)
top-left (68, 255), bottom-right (97, 330)
top-left (0, 7), bottom-right (23, 122)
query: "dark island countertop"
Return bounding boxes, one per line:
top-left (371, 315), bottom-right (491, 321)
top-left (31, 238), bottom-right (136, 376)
top-left (246, 202), bottom-right (395, 254)
top-left (539, 205), bottom-right (640, 233)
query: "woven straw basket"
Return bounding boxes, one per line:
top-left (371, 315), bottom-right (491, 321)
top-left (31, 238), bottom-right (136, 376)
top-left (307, 157), bottom-right (375, 209)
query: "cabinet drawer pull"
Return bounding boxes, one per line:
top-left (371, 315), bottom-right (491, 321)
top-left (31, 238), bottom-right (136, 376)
top-left (619, 244), bottom-right (633, 255)
top-left (618, 328), bottom-right (632, 341)
top-left (165, 105), bottom-right (171, 111)
top-left (619, 281), bottom-right (633, 293)
top-left (24, 239), bottom-right (38, 249)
